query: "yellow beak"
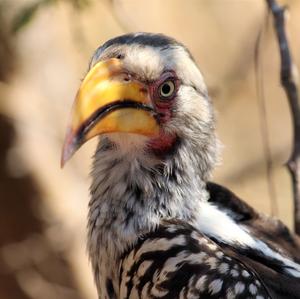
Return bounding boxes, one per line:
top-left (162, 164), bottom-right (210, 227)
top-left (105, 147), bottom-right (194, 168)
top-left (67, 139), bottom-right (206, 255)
top-left (61, 58), bottom-right (159, 166)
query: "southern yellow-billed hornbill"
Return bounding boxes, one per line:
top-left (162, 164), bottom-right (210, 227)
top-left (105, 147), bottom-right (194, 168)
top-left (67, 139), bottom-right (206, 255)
top-left (62, 33), bottom-right (300, 298)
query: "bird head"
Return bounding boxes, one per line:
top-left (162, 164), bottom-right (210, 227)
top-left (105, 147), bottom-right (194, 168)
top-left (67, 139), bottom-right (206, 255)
top-left (62, 33), bottom-right (218, 178)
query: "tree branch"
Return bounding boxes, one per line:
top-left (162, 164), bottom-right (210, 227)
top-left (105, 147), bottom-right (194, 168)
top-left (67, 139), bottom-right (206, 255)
top-left (266, 0), bottom-right (300, 234)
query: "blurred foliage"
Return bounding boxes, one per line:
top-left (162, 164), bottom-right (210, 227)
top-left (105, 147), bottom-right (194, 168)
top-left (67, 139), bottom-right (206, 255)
top-left (0, 1), bottom-right (15, 81)
top-left (12, 0), bottom-right (91, 33)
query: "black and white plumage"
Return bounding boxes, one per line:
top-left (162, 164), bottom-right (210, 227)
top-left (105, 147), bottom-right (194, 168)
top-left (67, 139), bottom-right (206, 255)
top-left (62, 33), bottom-right (300, 298)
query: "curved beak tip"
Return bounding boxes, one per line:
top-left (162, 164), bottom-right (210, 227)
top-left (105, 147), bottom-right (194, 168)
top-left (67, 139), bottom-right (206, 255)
top-left (60, 148), bottom-right (70, 168)
top-left (61, 144), bottom-right (71, 168)
top-left (60, 129), bottom-right (79, 168)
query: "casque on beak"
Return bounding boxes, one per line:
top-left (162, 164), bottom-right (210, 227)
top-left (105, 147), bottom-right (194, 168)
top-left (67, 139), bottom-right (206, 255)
top-left (61, 58), bottom-right (159, 167)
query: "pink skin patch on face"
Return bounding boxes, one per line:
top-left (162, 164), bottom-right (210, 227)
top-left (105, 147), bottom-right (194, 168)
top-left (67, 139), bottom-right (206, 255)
top-left (149, 70), bottom-right (179, 122)
top-left (147, 131), bottom-right (178, 156)
top-left (146, 71), bottom-right (179, 154)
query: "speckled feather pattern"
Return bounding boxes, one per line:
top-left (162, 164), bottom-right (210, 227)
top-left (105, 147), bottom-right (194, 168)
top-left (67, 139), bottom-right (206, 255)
top-left (88, 132), bottom-right (300, 298)
top-left (119, 221), bottom-right (270, 299)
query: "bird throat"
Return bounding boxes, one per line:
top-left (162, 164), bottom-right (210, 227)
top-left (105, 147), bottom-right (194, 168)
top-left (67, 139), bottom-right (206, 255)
top-left (87, 134), bottom-right (213, 295)
top-left (88, 135), bottom-right (206, 246)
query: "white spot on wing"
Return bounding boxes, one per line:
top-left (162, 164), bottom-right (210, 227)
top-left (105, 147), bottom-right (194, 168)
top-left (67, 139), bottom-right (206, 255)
top-left (234, 282), bottom-right (245, 295)
top-left (226, 288), bottom-right (235, 299)
top-left (207, 242), bottom-right (217, 251)
top-left (195, 275), bottom-right (207, 292)
top-left (230, 269), bottom-right (239, 277)
top-left (242, 270), bottom-right (250, 277)
top-left (249, 283), bottom-right (258, 295)
top-left (206, 257), bottom-right (218, 269)
top-left (209, 279), bottom-right (223, 294)
top-left (219, 262), bottom-right (229, 274)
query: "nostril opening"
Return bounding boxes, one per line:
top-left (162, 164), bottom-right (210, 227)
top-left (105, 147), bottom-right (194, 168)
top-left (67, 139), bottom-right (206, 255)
top-left (121, 73), bottom-right (131, 82)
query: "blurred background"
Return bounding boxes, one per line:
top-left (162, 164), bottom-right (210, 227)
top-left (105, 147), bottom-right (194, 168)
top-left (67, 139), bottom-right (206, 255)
top-left (0, 0), bottom-right (299, 298)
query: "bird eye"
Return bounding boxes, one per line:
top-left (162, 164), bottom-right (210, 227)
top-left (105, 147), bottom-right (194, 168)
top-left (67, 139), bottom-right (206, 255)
top-left (159, 80), bottom-right (175, 99)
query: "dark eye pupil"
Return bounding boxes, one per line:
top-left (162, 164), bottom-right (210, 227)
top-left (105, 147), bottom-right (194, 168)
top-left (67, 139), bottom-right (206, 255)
top-left (162, 83), bottom-right (171, 95)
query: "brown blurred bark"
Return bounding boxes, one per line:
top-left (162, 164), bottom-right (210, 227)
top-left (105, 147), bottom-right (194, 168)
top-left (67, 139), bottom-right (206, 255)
top-left (0, 116), bottom-right (85, 299)
top-left (266, 0), bottom-right (300, 234)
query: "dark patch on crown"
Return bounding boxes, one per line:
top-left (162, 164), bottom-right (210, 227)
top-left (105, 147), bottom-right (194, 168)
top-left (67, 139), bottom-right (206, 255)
top-left (91, 32), bottom-right (195, 67)
top-left (102, 32), bottom-right (178, 50)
